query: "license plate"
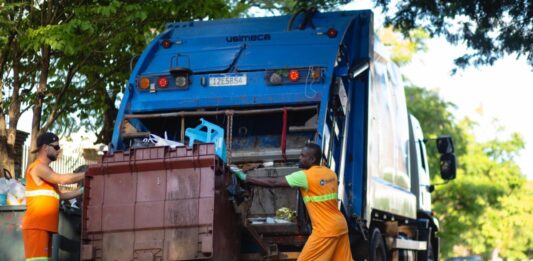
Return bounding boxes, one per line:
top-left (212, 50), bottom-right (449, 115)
top-left (208, 73), bottom-right (247, 87)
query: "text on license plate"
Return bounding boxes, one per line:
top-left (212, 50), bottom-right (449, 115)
top-left (209, 74), bottom-right (247, 87)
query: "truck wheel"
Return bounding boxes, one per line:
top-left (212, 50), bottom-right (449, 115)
top-left (427, 239), bottom-right (436, 261)
top-left (417, 232), bottom-right (437, 261)
top-left (369, 228), bottom-right (387, 261)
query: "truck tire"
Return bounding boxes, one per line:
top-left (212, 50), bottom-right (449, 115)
top-left (369, 228), bottom-right (387, 261)
top-left (417, 230), bottom-right (436, 261)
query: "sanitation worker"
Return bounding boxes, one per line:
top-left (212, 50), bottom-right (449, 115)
top-left (231, 143), bottom-right (353, 261)
top-left (22, 132), bottom-right (85, 261)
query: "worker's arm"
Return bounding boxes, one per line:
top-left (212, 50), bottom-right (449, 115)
top-left (245, 175), bottom-right (290, 187)
top-left (230, 166), bottom-right (306, 189)
top-left (33, 164), bottom-right (85, 185)
top-left (60, 187), bottom-right (84, 200)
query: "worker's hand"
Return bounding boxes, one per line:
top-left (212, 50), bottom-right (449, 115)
top-left (229, 165), bottom-right (247, 181)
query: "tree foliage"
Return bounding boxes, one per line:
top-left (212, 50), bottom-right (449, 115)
top-left (374, 0), bottom-right (533, 69)
top-left (0, 0), bottom-right (234, 167)
top-left (406, 87), bottom-right (532, 259)
top-left (229, 0), bottom-right (347, 15)
top-left (385, 23), bottom-right (532, 259)
top-left (379, 27), bottom-right (429, 66)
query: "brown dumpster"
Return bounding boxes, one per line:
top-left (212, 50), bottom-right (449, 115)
top-left (81, 144), bottom-right (240, 260)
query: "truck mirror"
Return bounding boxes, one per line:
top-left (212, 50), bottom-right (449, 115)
top-left (440, 153), bottom-right (456, 180)
top-left (436, 135), bottom-right (454, 154)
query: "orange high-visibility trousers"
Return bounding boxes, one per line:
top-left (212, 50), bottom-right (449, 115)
top-left (22, 229), bottom-right (52, 260)
top-left (297, 232), bottom-right (353, 261)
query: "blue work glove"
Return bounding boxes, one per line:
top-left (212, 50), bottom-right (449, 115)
top-left (230, 165), bottom-right (247, 181)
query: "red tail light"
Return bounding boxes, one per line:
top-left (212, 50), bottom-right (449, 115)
top-left (288, 70), bottom-right (300, 82)
top-left (158, 76), bottom-right (169, 88)
top-left (327, 28), bottom-right (338, 38)
top-left (162, 39), bottom-right (172, 48)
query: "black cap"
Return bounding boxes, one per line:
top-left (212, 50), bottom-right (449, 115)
top-left (31, 132), bottom-right (59, 153)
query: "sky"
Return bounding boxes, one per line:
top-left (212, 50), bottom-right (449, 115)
top-left (344, 1), bottom-right (533, 179)
top-left (402, 39), bottom-right (533, 180)
top-left (14, 1), bottom-right (533, 179)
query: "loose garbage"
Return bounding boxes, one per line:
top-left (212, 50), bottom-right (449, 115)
top-left (276, 207), bottom-right (297, 222)
top-left (143, 132), bottom-right (184, 149)
top-left (0, 178), bottom-right (25, 206)
top-left (247, 207), bottom-right (297, 224)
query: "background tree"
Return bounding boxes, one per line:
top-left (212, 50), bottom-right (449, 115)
top-left (0, 0), bottom-right (233, 169)
top-left (238, 0), bottom-right (533, 69)
top-left (406, 87), bottom-right (532, 259)
top-left (374, 0), bottom-right (533, 69)
top-left (383, 27), bottom-right (532, 259)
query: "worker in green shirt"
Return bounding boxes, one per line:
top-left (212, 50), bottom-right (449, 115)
top-left (231, 143), bottom-right (353, 261)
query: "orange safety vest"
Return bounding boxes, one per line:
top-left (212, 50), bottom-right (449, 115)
top-left (301, 166), bottom-right (348, 237)
top-left (22, 160), bottom-right (61, 232)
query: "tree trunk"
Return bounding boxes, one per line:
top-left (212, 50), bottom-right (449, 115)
top-left (0, 32), bottom-right (19, 178)
top-left (96, 92), bottom-right (118, 145)
top-left (29, 46), bottom-right (51, 163)
top-left (0, 143), bottom-right (15, 179)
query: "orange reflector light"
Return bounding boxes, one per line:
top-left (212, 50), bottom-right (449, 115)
top-left (162, 39), bottom-right (172, 48)
top-left (288, 70), bottom-right (300, 82)
top-left (158, 77), bottom-right (168, 88)
top-left (311, 69), bottom-right (321, 80)
top-left (139, 77), bottom-right (150, 89)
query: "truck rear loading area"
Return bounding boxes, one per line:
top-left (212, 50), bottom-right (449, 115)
top-left (83, 9), bottom-right (456, 260)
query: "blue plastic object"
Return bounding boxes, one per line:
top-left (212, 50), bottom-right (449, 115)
top-left (185, 118), bottom-right (227, 162)
top-left (0, 194), bottom-right (6, 206)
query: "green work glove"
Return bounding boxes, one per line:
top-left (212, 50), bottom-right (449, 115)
top-left (230, 165), bottom-right (247, 181)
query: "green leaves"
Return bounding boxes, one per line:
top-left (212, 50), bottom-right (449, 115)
top-left (380, 27), bottom-right (429, 66)
top-left (406, 86), bottom-right (531, 259)
top-left (376, 0), bottom-right (533, 68)
top-left (0, 0), bottom-right (238, 151)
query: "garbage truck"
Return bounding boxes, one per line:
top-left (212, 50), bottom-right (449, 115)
top-left (82, 9), bottom-right (457, 261)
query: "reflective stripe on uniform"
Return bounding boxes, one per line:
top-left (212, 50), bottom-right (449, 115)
top-left (25, 257), bottom-right (50, 261)
top-left (303, 192), bottom-right (337, 203)
top-left (25, 189), bottom-right (59, 199)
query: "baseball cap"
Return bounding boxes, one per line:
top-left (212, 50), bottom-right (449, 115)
top-left (31, 132), bottom-right (59, 153)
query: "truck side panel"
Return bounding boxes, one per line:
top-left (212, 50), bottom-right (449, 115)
top-left (365, 51), bottom-right (415, 221)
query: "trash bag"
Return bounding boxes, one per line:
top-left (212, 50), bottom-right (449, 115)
top-left (143, 132), bottom-right (184, 149)
top-left (8, 179), bottom-right (25, 200)
top-left (0, 178), bottom-right (9, 194)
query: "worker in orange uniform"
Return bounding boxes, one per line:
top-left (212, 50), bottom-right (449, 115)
top-left (22, 132), bottom-right (85, 261)
top-left (231, 143), bottom-right (353, 261)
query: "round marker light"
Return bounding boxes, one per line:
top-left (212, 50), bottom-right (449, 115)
top-left (158, 76), bottom-right (169, 88)
top-left (175, 76), bottom-right (188, 88)
top-left (269, 72), bottom-right (283, 85)
top-left (139, 77), bottom-right (150, 90)
top-left (288, 69), bottom-right (300, 82)
top-left (162, 39), bottom-right (172, 48)
top-left (327, 28), bottom-right (338, 38)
